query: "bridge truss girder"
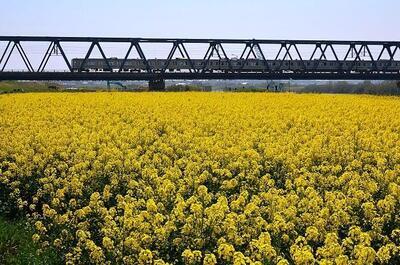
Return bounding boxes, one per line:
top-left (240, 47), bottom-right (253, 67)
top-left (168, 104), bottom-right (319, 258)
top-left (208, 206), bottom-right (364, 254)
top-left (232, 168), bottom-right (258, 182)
top-left (0, 36), bottom-right (400, 80)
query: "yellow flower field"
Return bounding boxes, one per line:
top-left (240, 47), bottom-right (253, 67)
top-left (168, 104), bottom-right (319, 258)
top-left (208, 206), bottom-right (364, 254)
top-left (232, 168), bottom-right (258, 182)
top-left (0, 92), bottom-right (399, 264)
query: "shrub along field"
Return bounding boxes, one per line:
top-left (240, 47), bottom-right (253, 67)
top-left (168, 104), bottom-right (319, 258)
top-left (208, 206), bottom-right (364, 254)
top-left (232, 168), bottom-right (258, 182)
top-left (0, 92), bottom-right (399, 264)
top-left (0, 217), bottom-right (60, 265)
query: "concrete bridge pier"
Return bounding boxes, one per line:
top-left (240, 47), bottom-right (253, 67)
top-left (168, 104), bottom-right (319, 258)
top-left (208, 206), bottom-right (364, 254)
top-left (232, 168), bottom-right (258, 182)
top-left (149, 79), bottom-right (165, 91)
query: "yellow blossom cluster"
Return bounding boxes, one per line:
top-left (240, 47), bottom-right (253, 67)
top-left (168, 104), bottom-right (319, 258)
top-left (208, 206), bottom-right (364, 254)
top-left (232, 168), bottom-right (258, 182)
top-left (0, 92), bottom-right (400, 264)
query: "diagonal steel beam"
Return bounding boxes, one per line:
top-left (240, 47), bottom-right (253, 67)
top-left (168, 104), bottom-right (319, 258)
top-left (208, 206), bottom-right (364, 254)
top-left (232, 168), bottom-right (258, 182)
top-left (18, 43), bottom-right (34, 72)
top-left (344, 44), bottom-right (355, 61)
top-left (312, 44), bottom-right (329, 71)
top-left (328, 44), bottom-right (339, 61)
top-left (96, 42), bottom-right (113, 72)
top-left (240, 43), bottom-right (253, 70)
top-left (377, 46), bottom-right (387, 60)
top-left (1, 42), bottom-right (16, 71)
top-left (217, 43), bottom-right (233, 72)
top-left (178, 42), bottom-right (197, 73)
top-left (390, 45), bottom-right (399, 60)
top-left (38, 41), bottom-right (54, 72)
top-left (275, 45), bottom-right (284, 60)
top-left (309, 44), bottom-right (319, 60)
top-left (15, 42), bottom-right (34, 72)
top-left (354, 45), bottom-right (364, 61)
top-left (383, 45), bottom-right (399, 72)
top-left (311, 44), bottom-right (327, 61)
top-left (249, 44), bottom-right (258, 59)
top-left (96, 42), bottom-right (112, 72)
top-left (254, 42), bottom-right (269, 71)
top-left (119, 42), bottom-right (134, 72)
top-left (240, 41), bottom-right (269, 72)
top-left (134, 42), bottom-right (151, 73)
top-left (278, 44), bottom-right (293, 70)
top-left (363, 45), bottom-right (376, 71)
top-left (240, 44), bottom-right (250, 59)
top-left (55, 42), bottom-right (73, 72)
top-left (162, 42), bottom-right (178, 73)
top-left (201, 43), bottom-right (217, 73)
top-left (0, 41), bottom-right (12, 67)
top-left (293, 44), bottom-right (306, 70)
top-left (349, 45), bottom-right (365, 70)
top-left (319, 45), bottom-right (328, 60)
top-left (79, 42), bottom-right (96, 72)
top-left (282, 44), bottom-right (293, 60)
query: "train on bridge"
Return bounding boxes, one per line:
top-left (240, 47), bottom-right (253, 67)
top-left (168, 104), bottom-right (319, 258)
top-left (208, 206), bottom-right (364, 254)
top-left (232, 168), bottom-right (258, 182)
top-left (71, 58), bottom-right (400, 73)
top-left (1, 36), bottom-right (400, 86)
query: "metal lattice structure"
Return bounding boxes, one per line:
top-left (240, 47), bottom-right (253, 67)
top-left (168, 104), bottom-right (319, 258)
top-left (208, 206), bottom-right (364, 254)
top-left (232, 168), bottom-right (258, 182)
top-left (1, 36), bottom-right (400, 82)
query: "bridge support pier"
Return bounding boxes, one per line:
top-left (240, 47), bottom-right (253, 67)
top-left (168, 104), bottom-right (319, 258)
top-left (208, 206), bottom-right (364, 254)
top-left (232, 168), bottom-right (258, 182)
top-left (149, 79), bottom-right (165, 91)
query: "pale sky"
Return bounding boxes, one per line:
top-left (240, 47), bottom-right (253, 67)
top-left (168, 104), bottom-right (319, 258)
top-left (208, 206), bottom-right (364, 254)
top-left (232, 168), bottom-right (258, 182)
top-left (1, 0), bottom-right (399, 41)
top-left (1, 0), bottom-right (399, 70)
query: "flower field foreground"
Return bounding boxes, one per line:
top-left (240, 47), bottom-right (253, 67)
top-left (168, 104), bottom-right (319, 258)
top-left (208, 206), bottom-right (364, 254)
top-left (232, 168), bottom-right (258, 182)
top-left (0, 92), bottom-right (400, 264)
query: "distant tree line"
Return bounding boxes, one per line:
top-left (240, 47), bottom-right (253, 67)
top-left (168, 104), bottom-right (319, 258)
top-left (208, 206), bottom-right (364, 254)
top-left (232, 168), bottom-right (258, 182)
top-left (298, 81), bottom-right (400, 95)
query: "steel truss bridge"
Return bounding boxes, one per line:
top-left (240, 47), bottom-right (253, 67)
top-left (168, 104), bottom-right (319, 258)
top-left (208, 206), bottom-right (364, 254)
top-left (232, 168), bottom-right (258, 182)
top-left (0, 36), bottom-right (400, 89)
